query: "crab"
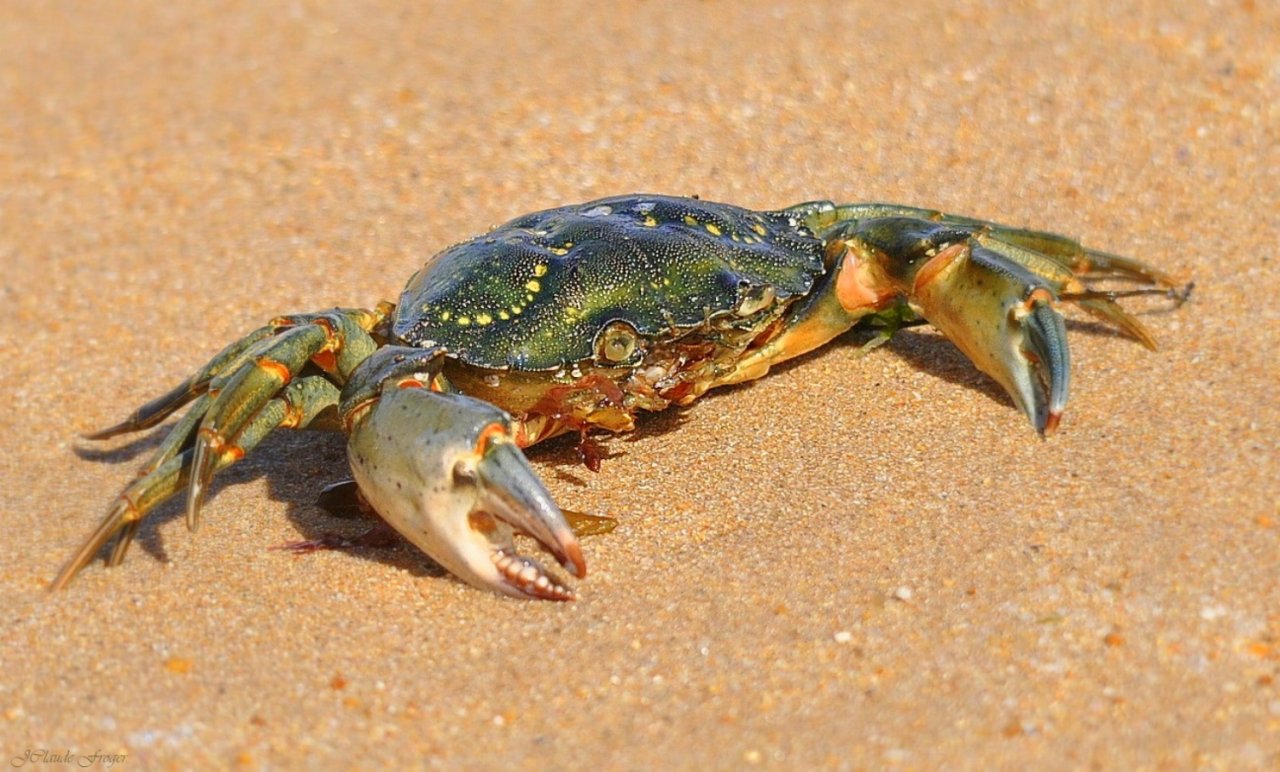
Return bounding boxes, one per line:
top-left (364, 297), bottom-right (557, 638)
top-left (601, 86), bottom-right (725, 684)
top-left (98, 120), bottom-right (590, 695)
top-left (52, 195), bottom-right (1189, 599)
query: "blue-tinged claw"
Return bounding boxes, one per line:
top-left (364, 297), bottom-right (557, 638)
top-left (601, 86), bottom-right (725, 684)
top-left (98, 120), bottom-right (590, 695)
top-left (910, 243), bottom-right (1071, 435)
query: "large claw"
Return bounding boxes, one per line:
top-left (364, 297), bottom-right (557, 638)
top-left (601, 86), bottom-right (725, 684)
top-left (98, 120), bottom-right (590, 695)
top-left (830, 215), bottom-right (1178, 435)
top-left (344, 377), bottom-right (584, 600)
top-left (911, 242), bottom-right (1070, 434)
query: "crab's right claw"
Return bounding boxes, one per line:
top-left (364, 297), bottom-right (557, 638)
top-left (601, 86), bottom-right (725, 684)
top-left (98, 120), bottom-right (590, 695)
top-left (341, 347), bottom-right (584, 600)
top-left (910, 241), bottom-right (1071, 435)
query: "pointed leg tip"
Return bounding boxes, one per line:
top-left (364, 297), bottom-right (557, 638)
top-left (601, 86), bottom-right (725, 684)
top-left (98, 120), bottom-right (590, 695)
top-left (82, 426), bottom-right (121, 441)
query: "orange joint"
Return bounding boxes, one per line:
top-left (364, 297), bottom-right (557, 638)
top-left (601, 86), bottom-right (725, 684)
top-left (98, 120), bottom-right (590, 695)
top-left (256, 356), bottom-right (293, 386)
top-left (197, 427), bottom-right (245, 461)
top-left (281, 400), bottom-right (305, 429)
top-left (473, 422), bottom-right (510, 456)
top-left (835, 240), bottom-right (898, 312)
top-left (912, 242), bottom-right (969, 295)
top-left (119, 495), bottom-right (143, 523)
top-left (397, 378), bottom-right (426, 390)
top-left (310, 318), bottom-right (343, 374)
top-left (341, 397), bottom-right (379, 433)
top-left (310, 350), bottom-right (335, 374)
top-left (1025, 287), bottom-right (1056, 309)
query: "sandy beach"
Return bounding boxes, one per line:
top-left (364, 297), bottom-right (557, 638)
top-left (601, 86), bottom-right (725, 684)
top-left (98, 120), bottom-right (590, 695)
top-left (2, 1), bottom-right (1277, 767)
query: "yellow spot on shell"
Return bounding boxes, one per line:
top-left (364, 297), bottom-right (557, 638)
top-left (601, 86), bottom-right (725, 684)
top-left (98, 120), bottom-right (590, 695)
top-left (753, 223), bottom-right (767, 236)
top-left (705, 223), bottom-right (722, 236)
top-left (511, 305), bottom-right (523, 315)
top-left (499, 310), bottom-right (510, 320)
top-left (440, 311), bottom-right (451, 321)
top-left (549, 247), bottom-right (569, 256)
top-left (525, 279), bottom-right (541, 292)
top-left (533, 263), bottom-right (548, 277)
top-left (643, 215), bottom-right (657, 227)
top-left (457, 316), bottom-right (471, 326)
top-left (476, 313), bottom-right (492, 325)
top-left (683, 215), bottom-right (697, 226)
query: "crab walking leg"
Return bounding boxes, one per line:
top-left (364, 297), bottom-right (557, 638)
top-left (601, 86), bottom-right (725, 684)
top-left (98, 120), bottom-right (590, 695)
top-left (185, 309), bottom-right (384, 531)
top-left (339, 347), bottom-right (585, 600)
top-left (84, 326), bottom-right (279, 440)
top-left (809, 202), bottom-right (1176, 278)
top-left (51, 376), bottom-right (341, 589)
top-left (106, 392), bottom-right (214, 566)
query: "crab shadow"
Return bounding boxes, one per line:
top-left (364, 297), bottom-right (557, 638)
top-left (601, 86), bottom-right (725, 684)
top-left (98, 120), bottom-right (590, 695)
top-left (68, 313), bottom-right (1153, 582)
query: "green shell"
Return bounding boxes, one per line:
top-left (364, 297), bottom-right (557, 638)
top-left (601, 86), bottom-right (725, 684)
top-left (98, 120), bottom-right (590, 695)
top-left (392, 195), bottom-right (826, 370)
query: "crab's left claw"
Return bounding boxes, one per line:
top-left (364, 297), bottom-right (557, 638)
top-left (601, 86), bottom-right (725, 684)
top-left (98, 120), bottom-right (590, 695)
top-left (341, 347), bottom-right (584, 600)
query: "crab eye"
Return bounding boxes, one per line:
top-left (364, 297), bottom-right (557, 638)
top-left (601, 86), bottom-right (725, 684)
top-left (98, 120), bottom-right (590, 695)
top-left (597, 321), bottom-right (639, 363)
top-left (735, 285), bottom-right (776, 317)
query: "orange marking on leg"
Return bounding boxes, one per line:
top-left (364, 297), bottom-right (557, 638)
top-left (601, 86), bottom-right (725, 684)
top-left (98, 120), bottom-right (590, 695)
top-left (119, 495), bottom-right (143, 523)
top-left (911, 242), bottom-right (969, 295)
top-left (311, 349), bottom-right (338, 374)
top-left (834, 240), bottom-right (899, 313)
top-left (397, 378), bottom-right (425, 390)
top-left (198, 426), bottom-right (245, 460)
top-left (198, 426), bottom-right (227, 452)
top-left (307, 318), bottom-right (342, 374)
top-left (281, 400), bottom-right (305, 429)
top-left (257, 357), bottom-right (293, 386)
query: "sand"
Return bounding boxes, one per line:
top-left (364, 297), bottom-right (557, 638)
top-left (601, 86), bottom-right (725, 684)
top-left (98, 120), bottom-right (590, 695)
top-left (2, 1), bottom-right (1277, 768)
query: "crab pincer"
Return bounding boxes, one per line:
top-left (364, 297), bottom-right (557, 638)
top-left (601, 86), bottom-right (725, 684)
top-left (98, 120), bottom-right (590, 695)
top-left (340, 347), bottom-right (585, 600)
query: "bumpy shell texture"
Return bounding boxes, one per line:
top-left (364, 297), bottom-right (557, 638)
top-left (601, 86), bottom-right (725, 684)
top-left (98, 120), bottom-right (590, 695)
top-left (392, 195), bottom-right (826, 370)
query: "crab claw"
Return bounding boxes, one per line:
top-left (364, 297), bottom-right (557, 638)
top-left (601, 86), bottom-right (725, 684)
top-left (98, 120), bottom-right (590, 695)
top-left (911, 241), bottom-right (1070, 435)
top-left (344, 381), bottom-right (583, 600)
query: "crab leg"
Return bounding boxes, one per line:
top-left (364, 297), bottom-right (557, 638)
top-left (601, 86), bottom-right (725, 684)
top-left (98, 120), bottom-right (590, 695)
top-left (183, 309), bottom-right (382, 530)
top-left (339, 347), bottom-right (585, 600)
top-left (722, 203), bottom-right (1185, 434)
top-left (823, 214), bottom-right (1185, 434)
top-left (51, 376), bottom-right (342, 589)
top-left (84, 326), bottom-right (278, 440)
top-left (53, 307), bottom-right (388, 589)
